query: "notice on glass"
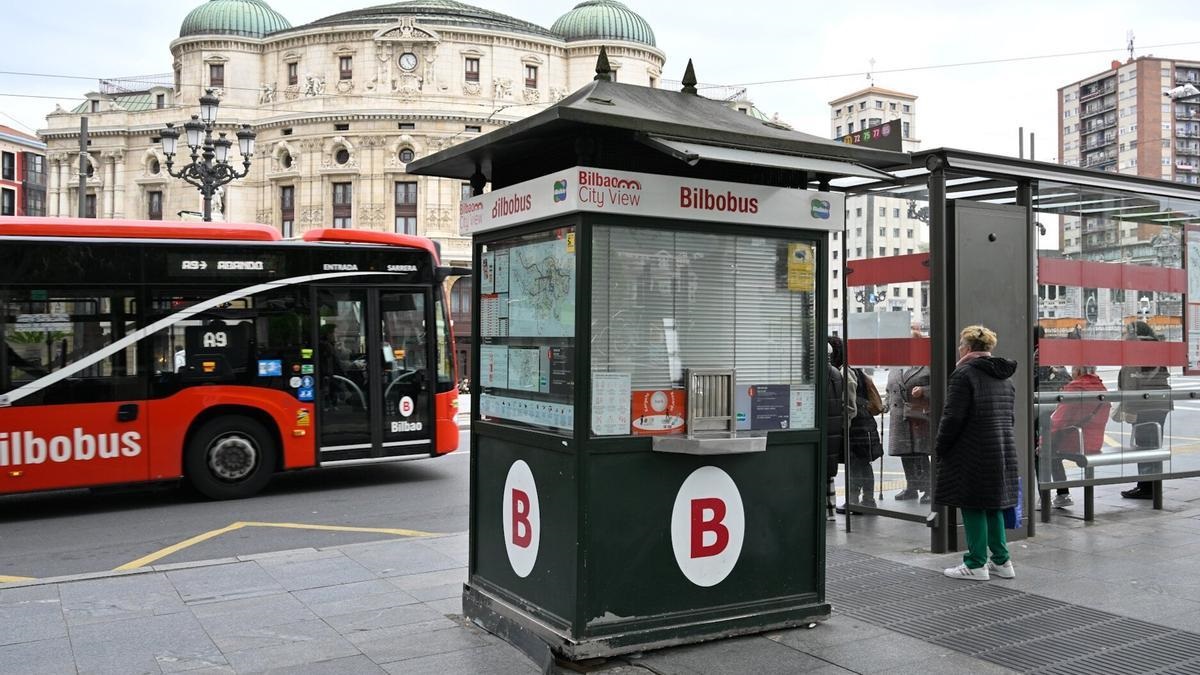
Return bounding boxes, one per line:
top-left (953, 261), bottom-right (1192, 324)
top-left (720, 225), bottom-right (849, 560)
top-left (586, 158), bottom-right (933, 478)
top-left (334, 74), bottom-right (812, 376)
top-left (631, 389), bottom-right (687, 436)
top-left (790, 385), bottom-right (816, 429)
top-left (480, 295), bottom-right (501, 337)
top-left (787, 243), bottom-right (816, 293)
top-left (480, 251), bottom-right (496, 294)
top-left (592, 372), bottom-right (631, 436)
top-left (507, 347), bottom-right (542, 392)
top-left (494, 250), bottom-right (510, 293)
top-left (750, 384), bottom-right (791, 430)
top-left (480, 344), bottom-right (509, 389)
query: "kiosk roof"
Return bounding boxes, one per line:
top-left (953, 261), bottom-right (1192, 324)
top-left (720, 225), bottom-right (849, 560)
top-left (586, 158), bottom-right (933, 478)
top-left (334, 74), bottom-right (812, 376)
top-left (407, 76), bottom-right (909, 188)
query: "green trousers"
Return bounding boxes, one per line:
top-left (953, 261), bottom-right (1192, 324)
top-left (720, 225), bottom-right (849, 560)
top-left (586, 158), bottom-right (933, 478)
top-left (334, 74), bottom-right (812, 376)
top-left (960, 508), bottom-right (1009, 569)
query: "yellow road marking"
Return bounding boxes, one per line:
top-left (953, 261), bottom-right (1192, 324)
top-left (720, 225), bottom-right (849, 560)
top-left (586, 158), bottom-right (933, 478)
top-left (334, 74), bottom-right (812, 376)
top-left (0, 575), bottom-right (34, 583)
top-left (116, 522), bottom-right (248, 571)
top-left (115, 521), bottom-right (439, 571)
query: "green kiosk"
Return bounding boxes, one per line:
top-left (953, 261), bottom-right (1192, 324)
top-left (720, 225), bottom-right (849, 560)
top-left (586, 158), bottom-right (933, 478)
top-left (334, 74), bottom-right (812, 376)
top-left (408, 54), bottom-right (906, 665)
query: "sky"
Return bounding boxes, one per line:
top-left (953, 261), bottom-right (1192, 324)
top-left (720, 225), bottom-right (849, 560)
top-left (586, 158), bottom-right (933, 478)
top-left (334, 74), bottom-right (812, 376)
top-left (3, 0), bottom-right (1200, 159)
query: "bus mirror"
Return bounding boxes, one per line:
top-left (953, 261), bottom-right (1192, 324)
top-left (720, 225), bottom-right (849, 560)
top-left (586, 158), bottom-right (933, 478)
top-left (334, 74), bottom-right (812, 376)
top-left (435, 266), bottom-right (473, 282)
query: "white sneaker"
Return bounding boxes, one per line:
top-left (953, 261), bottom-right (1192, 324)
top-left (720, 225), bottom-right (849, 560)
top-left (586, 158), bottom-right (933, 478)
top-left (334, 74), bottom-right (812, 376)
top-left (987, 560), bottom-right (1016, 579)
top-left (944, 563), bottom-right (989, 581)
top-left (1052, 494), bottom-right (1074, 508)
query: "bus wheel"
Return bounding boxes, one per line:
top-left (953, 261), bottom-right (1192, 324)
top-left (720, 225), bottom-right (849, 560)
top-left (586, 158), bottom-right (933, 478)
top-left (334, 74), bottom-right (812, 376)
top-left (186, 416), bottom-right (276, 500)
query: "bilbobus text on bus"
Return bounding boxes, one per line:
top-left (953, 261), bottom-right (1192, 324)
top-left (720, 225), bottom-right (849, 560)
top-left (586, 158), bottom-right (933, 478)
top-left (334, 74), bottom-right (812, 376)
top-left (0, 217), bottom-right (464, 499)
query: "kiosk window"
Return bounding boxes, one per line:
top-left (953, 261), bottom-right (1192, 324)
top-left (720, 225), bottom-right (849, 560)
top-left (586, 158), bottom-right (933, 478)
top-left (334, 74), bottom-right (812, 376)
top-left (476, 226), bottom-right (576, 433)
top-left (591, 226), bottom-right (818, 436)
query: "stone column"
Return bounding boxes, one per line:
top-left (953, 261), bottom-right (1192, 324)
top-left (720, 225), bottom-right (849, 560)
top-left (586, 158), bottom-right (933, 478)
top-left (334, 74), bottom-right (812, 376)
top-left (103, 154), bottom-right (116, 219)
top-left (58, 157), bottom-right (71, 216)
top-left (47, 156), bottom-right (59, 216)
top-left (112, 151), bottom-right (125, 219)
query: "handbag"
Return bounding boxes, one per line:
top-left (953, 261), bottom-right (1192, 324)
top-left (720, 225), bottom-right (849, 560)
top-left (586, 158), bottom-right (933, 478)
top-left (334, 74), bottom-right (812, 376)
top-left (1003, 477), bottom-right (1024, 529)
top-left (861, 373), bottom-right (885, 416)
top-left (902, 400), bottom-right (930, 423)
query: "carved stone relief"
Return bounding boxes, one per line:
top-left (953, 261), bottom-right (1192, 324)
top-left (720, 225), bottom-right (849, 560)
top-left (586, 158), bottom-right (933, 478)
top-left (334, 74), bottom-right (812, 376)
top-left (360, 203), bottom-right (387, 228)
top-left (303, 74), bottom-right (326, 97)
top-left (549, 86), bottom-right (568, 102)
top-left (259, 82), bottom-right (277, 104)
top-left (493, 78), bottom-right (512, 99)
top-left (522, 88), bottom-right (540, 103)
top-left (335, 79), bottom-right (355, 94)
top-left (284, 85), bottom-right (300, 100)
top-left (463, 81), bottom-right (481, 96)
top-left (256, 208), bottom-right (274, 225)
top-left (300, 207), bottom-right (324, 225)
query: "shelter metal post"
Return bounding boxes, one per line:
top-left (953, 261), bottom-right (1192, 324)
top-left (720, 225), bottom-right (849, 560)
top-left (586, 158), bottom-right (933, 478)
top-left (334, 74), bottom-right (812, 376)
top-left (928, 156), bottom-right (951, 554)
top-left (1016, 180), bottom-right (1037, 536)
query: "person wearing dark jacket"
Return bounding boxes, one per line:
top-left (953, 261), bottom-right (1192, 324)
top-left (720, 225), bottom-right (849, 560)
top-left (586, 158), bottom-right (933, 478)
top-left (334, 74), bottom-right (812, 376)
top-left (826, 354), bottom-right (847, 522)
top-left (1115, 321), bottom-right (1173, 499)
top-left (935, 325), bottom-right (1020, 581)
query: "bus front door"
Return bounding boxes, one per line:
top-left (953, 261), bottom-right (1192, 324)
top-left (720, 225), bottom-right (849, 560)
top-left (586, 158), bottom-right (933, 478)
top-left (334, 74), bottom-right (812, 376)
top-left (316, 288), bottom-right (372, 460)
top-left (378, 290), bottom-right (433, 455)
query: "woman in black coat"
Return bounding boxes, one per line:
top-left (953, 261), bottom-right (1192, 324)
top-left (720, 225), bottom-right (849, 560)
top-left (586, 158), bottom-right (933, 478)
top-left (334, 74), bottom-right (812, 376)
top-left (934, 325), bottom-right (1020, 581)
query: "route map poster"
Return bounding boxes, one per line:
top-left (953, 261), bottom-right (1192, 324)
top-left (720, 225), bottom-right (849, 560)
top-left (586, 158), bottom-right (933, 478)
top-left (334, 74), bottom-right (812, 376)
top-left (508, 238), bottom-right (576, 337)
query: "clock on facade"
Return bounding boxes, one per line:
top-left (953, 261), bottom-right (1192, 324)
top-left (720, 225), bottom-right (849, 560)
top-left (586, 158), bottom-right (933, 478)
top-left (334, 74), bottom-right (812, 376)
top-left (399, 52), bottom-right (418, 71)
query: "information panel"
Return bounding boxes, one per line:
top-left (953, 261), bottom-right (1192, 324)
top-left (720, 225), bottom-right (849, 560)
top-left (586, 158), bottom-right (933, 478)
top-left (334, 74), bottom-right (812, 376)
top-left (477, 226), bottom-right (576, 433)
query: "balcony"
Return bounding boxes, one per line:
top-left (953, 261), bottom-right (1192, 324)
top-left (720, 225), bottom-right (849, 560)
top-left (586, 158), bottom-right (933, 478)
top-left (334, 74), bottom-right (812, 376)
top-left (1178, 127), bottom-right (1200, 139)
top-left (1082, 116), bottom-right (1117, 134)
top-left (1079, 80), bottom-right (1116, 101)
top-left (1177, 142), bottom-right (1200, 156)
top-left (1080, 98), bottom-right (1117, 118)
top-left (1174, 71), bottom-right (1200, 85)
top-left (1177, 162), bottom-right (1199, 173)
top-left (1084, 152), bottom-right (1118, 168)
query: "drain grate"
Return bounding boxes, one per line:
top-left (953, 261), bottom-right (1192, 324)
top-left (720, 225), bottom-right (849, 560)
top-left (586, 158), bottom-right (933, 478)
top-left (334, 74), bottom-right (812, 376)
top-left (826, 550), bottom-right (1200, 674)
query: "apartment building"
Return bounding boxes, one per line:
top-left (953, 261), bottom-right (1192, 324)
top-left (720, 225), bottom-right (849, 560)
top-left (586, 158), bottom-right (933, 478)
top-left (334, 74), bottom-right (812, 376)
top-left (828, 87), bottom-right (925, 335)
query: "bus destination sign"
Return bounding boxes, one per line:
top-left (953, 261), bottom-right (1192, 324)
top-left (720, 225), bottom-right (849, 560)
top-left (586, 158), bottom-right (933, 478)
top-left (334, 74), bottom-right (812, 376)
top-left (168, 254), bottom-right (280, 277)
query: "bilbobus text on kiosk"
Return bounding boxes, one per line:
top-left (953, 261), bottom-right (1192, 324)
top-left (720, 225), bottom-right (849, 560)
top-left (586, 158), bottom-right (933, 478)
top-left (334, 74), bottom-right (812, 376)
top-left (409, 49), bottom-right (906, 665)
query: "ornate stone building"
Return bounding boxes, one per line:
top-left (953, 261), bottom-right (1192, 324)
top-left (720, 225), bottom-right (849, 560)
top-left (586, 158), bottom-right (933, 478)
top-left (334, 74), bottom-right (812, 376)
top-left (38, 0), bottom-right (664, 272)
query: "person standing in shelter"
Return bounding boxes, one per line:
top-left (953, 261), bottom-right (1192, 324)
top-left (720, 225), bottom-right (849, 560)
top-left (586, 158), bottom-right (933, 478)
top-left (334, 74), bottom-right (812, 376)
top-left (886, 332), bottom-right (931, 503)
top-left (1044, 366), bottom-right (1111, 508)
top-left (832, 336), bottom-right (882, 514)
top-left (1115, 320), bottom-right (1173, 500)
top-left (935, 325), bottom-right (1020, 581)
top-left (825, 338), bottom-right (853, 522)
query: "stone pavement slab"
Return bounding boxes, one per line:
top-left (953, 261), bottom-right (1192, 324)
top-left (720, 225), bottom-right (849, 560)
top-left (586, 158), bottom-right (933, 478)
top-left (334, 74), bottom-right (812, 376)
top-left (8, 486), bottom-right (1200, 675)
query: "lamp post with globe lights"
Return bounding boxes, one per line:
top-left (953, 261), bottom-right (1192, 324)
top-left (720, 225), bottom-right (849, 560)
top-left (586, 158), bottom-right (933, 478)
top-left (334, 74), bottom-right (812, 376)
top-left (159, 89), bottom-right (256, 222)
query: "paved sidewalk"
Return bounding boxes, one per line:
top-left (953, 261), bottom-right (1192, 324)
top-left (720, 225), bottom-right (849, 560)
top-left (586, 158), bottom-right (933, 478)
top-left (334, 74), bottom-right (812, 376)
top-left (3, 479), bottom-right (1200, 674)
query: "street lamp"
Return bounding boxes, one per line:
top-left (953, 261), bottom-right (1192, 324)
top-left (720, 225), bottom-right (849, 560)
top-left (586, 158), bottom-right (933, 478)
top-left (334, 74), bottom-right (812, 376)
top-left (159, 89), bottom-right (256, 222)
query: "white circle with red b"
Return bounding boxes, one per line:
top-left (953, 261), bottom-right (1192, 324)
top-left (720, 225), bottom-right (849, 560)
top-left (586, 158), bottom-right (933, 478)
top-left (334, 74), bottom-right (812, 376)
top-left (670, 466), bottom-right (745, 587)
top-left (399, 396), bottom-right (414, 417)
top-left (502, 460), bottom-right (540, 578)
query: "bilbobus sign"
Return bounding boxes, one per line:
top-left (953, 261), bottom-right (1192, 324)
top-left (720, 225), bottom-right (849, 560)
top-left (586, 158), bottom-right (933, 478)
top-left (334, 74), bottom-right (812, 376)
top-left (459, 167), bottom-right (845, 235)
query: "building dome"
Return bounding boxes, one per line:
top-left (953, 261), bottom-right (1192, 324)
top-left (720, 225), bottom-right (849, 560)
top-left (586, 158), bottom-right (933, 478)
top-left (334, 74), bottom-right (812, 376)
top-left (551, 1), bottom-right (655, 47)
top-left (302, 1), bottom-right (558, 40)
top-left (180, 0), bottom-right (291, 39)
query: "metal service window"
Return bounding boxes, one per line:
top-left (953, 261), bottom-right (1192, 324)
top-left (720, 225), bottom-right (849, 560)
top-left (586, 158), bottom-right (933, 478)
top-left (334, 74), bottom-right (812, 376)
top-left (590, 226), bottom-right (819, 436)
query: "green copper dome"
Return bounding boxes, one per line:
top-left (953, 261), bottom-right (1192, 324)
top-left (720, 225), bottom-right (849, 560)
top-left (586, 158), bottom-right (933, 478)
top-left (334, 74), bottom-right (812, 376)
top-left (551, 1), bottom-right (655, 47)
top-left (180, 0), bottom-right (291, 39)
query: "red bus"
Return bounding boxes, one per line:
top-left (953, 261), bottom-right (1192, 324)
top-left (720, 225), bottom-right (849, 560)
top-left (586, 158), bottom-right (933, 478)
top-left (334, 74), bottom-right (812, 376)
top-left (0, 217), bottom-right (463, 499)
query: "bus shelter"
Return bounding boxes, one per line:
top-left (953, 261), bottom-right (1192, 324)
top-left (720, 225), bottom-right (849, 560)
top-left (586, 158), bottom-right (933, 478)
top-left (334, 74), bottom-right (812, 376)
top-left (835, 148), bottom-right (1200, 550)
top-left (409, 54), bottom-right (906, 663)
